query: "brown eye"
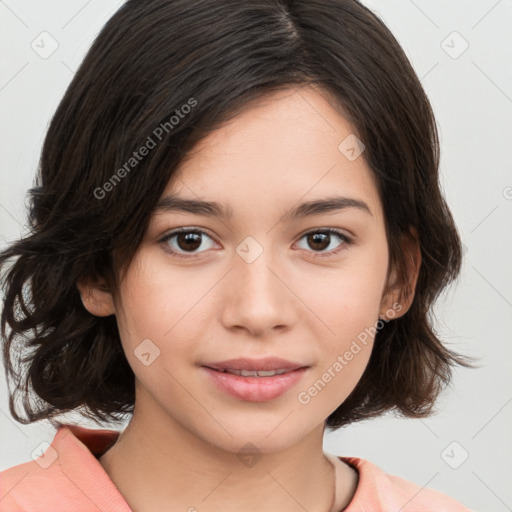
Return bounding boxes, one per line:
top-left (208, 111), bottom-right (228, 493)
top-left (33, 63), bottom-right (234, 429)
top-left (307, 232), bottom-right (330, 251)
top-left (160, 229), bottom-right (217, 258)
top-left (296, 229), bottom-right (351, 257)
top-left (175, 232), bottom-right (202, 252)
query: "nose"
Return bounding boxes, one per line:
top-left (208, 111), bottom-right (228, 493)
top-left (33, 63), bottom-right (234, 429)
top-left (219, 244), bottom-right (296, 338)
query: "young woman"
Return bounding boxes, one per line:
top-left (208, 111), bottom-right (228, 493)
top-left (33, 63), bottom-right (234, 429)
top-left (0, 1), bottom-right (473, 510)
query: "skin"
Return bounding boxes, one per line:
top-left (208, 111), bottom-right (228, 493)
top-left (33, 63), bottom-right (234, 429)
top-left (78, 85), bottom-right (421, 512)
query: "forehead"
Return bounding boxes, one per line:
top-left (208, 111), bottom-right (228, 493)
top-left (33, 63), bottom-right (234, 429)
top-left (160, 85), bottom-right (383, 225)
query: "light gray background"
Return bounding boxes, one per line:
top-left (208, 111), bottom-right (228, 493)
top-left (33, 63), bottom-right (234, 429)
top-left (1, 1), bottom-right (511, 511)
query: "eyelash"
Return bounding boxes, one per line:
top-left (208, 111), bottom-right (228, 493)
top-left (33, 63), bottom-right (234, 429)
top-left (159, 227), bottom-right (352, 260)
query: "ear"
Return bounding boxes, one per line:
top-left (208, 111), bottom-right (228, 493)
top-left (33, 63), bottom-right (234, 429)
top-left (76, 275), bottom-right (116, 317)
top-left (379, 226), bottom-right (421, 321)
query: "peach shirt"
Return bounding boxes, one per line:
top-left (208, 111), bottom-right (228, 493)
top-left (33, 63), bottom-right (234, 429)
top-left (0, 425), bottom-right (472, 511)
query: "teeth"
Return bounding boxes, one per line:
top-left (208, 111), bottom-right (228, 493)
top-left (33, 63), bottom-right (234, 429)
top-left (220, 368), bottom-right (290, 377)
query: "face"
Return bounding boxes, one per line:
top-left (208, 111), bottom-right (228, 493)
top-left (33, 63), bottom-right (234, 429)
top-left (81, 85), bottom-right (405, 454)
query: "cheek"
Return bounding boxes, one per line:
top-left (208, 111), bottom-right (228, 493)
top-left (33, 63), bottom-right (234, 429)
top-left (295, 253), bottom-right (386, 391)
top-left (115, 252), bottom-right (199, 339)
top-left (301, 258), bottom-right (386, 338)
top-left (114, 254), bottom-right (212, 382)
top-left (296, 288), bottom-right (379, 418)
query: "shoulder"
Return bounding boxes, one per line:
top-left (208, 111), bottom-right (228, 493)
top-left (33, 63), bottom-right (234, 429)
top-left (334, 456), bottom-right (474, 512)
top-left (0, 453), bottom-right (70, 511)
top-left (0, 425), bottom-right (129, 512)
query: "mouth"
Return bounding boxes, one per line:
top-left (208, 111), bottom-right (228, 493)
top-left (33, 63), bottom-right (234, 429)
top-left (203, 356), bottom-right (307, 373)
top-left (201, 357), bottom-right (309, 402)
top-left (208, 368), bottom-right (294, 377)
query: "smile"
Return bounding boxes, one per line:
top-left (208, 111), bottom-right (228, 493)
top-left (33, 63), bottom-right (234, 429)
top-left (214, 368), bottom-right (290, 377)
top-left (202, 366), bottom-right (308, 401)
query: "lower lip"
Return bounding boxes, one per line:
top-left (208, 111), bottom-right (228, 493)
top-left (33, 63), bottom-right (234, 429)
top-left (201, 366), bottom-right (308, 402)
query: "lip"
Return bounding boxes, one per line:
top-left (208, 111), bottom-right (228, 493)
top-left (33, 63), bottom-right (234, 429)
top-left (201, 365), bottom-right (309, 402)
top-left (203, 357), bottom-right (306, 372)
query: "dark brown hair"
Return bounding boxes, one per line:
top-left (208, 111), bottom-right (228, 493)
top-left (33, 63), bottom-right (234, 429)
top-left (0, 0), bottom-right (470, 431)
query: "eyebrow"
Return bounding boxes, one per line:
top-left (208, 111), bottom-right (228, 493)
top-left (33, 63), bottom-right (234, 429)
top-left (154, 194), bottom-right (373, 220)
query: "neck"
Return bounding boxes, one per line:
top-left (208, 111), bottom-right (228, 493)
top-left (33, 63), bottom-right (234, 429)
top-left (99, 392), bottom-right (356, 512)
